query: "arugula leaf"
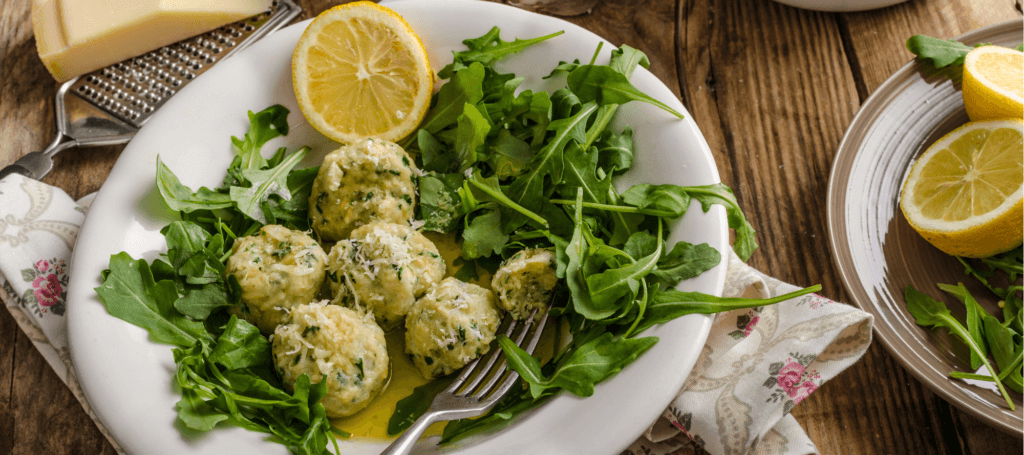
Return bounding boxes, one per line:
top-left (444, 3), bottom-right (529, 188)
top-left (906, 35), bottom-right (975, 69)
top-left (467, 173), bottom-right (549, 229)
top-left (906, 35), bottom-right (976, 82)
top-left (453, 257), bottom-right (481, 282)
top-left (585, 222), bottom-right (662, 312)
top-left (229, 146), bottom-right (308, 224)
top-left (488, 129), bottom-right (533, 179)
top-left (543, 59), bottom-right (580, 79)
top-left (422, 62), bottom-right (486, 134)
top-left (563, 190), bottom-right (606, 319)
top-left (904, 285), bottom-right (1015, 410)
top-left (508, 101), bottom-right (598, 208)
top-left (174, 285), bottom-right (231, 320)
top-left (462, 210), bottom-right (509, 259)
top-left (557, 142), bottom-right (610, 204)
top-left (594, 127), bottom-right (634, 175)
top-left (633, 285), bottom-right (820, 334)
top-left (567, 65), bottom-right (683, 119)
top-left (983, 313), bottom-right (1023, 393)
top-left (500, 332), bottom-right (657, 398)
top-left (419, 129), bottom-right (455, 173)
top-left (229, 105), bottom-right (291, 174)
top-left (622, 183), bottom-right (758, 261)
top-left (162, 221), bottom-right (211, 271)
top-left (608, 45), bottom-right (650, 76)
top-left (938, 283), bottom-right (989, 369)
top-left (419, 172), bottom-right (465, 232)
top-left (96, 253), bottom-right (212, 347)
top-left (156, 159), bottom-right (233, 213)
top-left (387, 379), bottom-right (451, 436)
top-left (440, 391), bottom-right (546, 444)
top-left (209, 316), bottom-right (271, 370)
top-left (437, 27), bottom-right (564, 79)
top-left (650, 241), bottom-right (722, 287)
top-left (454, 103), bottom-right (491, 172)
top-left (903, 35), bottom-right (1010, 83)
top-left (177, 387), bottom-right (230, 431)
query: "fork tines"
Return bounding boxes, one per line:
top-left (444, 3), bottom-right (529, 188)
top-left (448, 308), bottom-right (549, 402)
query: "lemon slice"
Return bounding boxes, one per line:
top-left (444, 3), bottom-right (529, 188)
top-left (962, 45), bottom-right (1024, 121)
top-left (292, 2), bottom-right (432, 143)
top-left (900, 119), bottom-right (1023, 258)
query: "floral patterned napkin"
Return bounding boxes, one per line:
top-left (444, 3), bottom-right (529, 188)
top-left (0, 173), bottom-right (873, 455)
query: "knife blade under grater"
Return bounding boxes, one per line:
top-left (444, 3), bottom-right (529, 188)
top-left (0, 0), bottom-right (302, 181)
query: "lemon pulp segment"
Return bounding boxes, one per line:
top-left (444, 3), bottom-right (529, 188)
top-left (293, 2), bottom-right (432, 143)
top-left (962, 46), bottom-right (1024, 121)
top-left (900, 119), bottom-right (1024, 258)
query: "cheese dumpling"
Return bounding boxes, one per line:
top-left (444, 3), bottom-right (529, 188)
top-left (309, 138), bottom-right (418, 241)
top-left (224, 225), bottom-right (327, 334)
top-left (491, 248), bottom-right (558, 320)
top-left (271, 302), bottom-right (388, 418)
top-left (405, 278), bottom-right (501, 378)
top-left (327, 222), bottom-right (446, 331)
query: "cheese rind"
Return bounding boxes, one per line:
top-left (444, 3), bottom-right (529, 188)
top-left (32, 0), bottom-right (272, 82)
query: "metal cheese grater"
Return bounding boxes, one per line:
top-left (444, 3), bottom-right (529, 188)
top-left (0, 0), bottom-right (302, 180)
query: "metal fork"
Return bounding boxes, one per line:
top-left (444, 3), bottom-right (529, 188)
top-left (382, 309), bottom-right (550, 455)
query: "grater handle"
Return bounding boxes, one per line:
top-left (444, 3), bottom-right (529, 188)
top-left (0, 131), bottom-right (78, 180)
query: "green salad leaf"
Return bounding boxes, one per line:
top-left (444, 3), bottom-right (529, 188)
top-left (904, 285), bottom-right (1015, 410)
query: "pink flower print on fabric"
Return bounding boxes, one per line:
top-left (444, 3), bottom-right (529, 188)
top-left (32, 274), bottom-right (63, 307)
top-left (799, 294), bottom-right (831, 310)
top-left (728, 307), bottom-right (764, 339)
top-left (743, 315), bottom-right (760, 336)
top-left (763, 352), bottom-right (820, 414)
top-left (775, 361), bottom-right (805, 392)
top-left (35, 260), bottom-right (50, 273)
top-left (789, 380), bottom-right (818, 404)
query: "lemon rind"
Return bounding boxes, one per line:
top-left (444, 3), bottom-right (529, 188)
top-left (292, 2), bottom-right (433, 144)
top-left (900, 119), bottom-right (1023, 234)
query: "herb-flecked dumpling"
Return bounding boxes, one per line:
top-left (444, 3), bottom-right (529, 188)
top-left (308, 138), bottom-right (418, 241)
top-left (224, 225), bottom-right (327, 334)
top-left (271, 301), bottom-right (389, 418)
top-left (405, 277), bottom-right (501, 378)
top-left (326, 221), bottom-right (446, 331)
top-left (491, 248), bottom-right (558, 320)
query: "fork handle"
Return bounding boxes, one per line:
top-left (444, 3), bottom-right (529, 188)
top-left (380, 410), bottom-right (446, 455)
top-left (0, 132), bottom-right (78, 180)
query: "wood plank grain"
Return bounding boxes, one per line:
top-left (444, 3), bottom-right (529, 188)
top-left (0, 297), bottom-right (17, 455)
top-left (530, 0), bottom-right (682, 99)
top-left (673, 0), bottom-right (1007, 454)
top-left (10, 328), bottom-right (116, 455)
top-left (840, 0), bottom-right (1021, 98)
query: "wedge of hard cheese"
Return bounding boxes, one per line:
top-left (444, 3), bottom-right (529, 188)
top-left (32, 0), bottom-right (272, 82)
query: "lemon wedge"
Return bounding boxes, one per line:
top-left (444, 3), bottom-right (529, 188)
top-left (292, 2), bottom-right (432, 143)
top-left (962, 45), bottom-right (1024, 121)
top-left (900, 119), bottom-right (1023, 258)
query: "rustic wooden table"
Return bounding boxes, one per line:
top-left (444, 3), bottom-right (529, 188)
top-left (1, 0), bottom-right (1022, 453)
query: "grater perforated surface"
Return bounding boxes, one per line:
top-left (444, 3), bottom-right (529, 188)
top-left (67, 0), bottom-right (300, 129)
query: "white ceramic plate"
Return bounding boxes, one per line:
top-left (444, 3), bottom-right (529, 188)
top-left (66, 1), bottom-right (728, 454)
top-left (771, 0), bottom-right (909, 12)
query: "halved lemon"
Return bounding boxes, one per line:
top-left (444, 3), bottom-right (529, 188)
top-left (962, 45), bottom-right (1023, 121)
top-left (292, 2), bottom-right (432, 143)
top-left (900, 119), bottom-right (1023, 258)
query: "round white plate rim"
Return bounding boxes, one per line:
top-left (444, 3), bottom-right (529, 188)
top-left (826, 18), bottom-right (1024, 436)
top-left (771, 0), bottom-right (909, 12)
top-left (67, 2), bottom-right (728, 454)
